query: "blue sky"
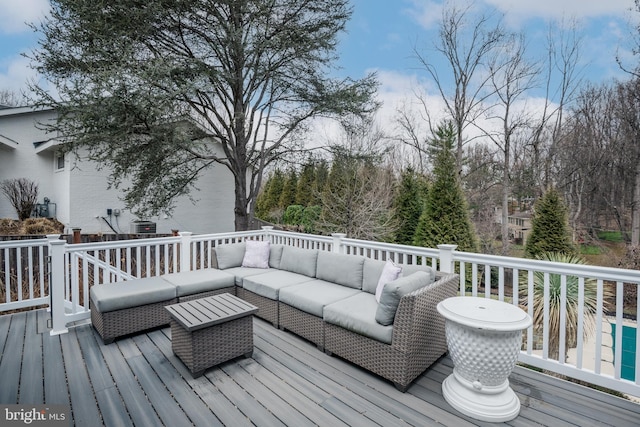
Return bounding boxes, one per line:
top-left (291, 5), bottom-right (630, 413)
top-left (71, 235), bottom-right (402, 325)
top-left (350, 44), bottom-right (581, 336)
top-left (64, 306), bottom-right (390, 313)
top-left (0, 0), bottom-right (636, 121)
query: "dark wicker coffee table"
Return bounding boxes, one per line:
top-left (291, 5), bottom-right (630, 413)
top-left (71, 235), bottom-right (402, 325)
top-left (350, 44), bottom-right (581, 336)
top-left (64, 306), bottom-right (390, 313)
top-left (165, 293), bottom-right (258, 377)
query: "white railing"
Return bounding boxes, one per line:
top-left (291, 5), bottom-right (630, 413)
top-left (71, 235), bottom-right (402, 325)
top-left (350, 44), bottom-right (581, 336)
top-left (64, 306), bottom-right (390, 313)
top-left (1, 228), bottom-right (638, 397)
top-left (0, 237), bottom-right (50, 311)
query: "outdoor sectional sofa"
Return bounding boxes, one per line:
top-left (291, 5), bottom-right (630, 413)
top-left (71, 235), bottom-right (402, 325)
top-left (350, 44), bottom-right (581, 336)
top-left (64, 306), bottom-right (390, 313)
top-left (213, 241), bottom-right (459, 391)
top-left (89, 240), bottom-right (458, 391)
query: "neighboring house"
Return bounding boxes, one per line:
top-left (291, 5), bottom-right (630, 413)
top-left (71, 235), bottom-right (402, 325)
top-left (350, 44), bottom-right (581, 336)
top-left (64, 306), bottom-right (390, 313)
top-left (495, 207), bottom-right (532, 243)
top-left (0, 106), bottom-right (236, 234)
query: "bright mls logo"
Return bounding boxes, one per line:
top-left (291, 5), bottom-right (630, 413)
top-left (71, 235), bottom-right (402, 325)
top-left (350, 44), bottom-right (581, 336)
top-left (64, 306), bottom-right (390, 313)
top-left (0, 405), bottom-right (68, 426)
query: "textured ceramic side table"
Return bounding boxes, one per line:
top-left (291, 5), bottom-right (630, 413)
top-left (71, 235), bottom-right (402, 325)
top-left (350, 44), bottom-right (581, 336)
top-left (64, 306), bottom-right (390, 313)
top-left (437, 296), bottom-right (532, 422)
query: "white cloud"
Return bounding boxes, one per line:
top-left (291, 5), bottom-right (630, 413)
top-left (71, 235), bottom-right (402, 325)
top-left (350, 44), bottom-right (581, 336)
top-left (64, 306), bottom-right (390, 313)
top-left (0, 55), bottom-right (37, 97)
top-left (404, 0), bottom-right (444, 30)
top-left (0, 0), bottom-right (49, 34)
top-left (484, 0), bottom-right (633, 26)
top-left (406, 0), bottom-right (634, 30)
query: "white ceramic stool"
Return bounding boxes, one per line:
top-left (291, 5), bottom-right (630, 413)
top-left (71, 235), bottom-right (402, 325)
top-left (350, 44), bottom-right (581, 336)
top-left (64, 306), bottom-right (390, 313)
top-left (437, 296), bottom-right (532, 422)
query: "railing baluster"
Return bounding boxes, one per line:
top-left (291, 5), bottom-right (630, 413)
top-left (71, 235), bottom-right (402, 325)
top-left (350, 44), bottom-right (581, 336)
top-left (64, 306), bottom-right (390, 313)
top-left (559, 274), bottom-right (567, 364)
top-left (595, 279), bottom-right (604, 375)
top-left (543, 272), bottom-right (550, 360)
top-left (576, 277), bottom-right (585, 369)
top-left (614, 281), bottom-right (624, 380)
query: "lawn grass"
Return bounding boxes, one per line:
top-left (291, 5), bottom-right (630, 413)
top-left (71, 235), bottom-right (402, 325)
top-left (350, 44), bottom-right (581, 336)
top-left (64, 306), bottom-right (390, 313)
top-left (580, 245), bottom-right (603, 255)
top-left (597, 230), bottom-right (624, 243)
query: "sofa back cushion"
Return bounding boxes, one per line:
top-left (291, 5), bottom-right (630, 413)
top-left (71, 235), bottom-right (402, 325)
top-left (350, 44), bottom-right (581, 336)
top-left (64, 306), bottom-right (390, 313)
top-left (362, 258), bottom-right (387, 294)
top-left (269, 244), bottom-right (284, 269)
top-left (279, 247), bottom-right (318, 277)
top-left (315, 251), bottom-right (365, 289)
top-left (375, 271), bottom-right (432, 326)
top-left (401, 264), bottom-right (436, 283)
top-left (215, 242), bottom-right (246, 269)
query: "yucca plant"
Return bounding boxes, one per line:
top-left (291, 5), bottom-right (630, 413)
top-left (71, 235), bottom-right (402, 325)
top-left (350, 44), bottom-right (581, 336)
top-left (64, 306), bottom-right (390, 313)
top-left (520, 252), bottom-right (612, 361)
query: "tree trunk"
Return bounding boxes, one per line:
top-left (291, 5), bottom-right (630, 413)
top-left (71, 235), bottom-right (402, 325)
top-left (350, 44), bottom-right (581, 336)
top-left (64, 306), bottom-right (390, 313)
top-left (234, 187), bottom-right (249, 231)
top-left (632, 162), bottom-right (640, 246)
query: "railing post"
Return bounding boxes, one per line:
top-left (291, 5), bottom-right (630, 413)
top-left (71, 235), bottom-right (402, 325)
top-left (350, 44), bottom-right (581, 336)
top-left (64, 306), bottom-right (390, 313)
top-left (262, 226), bottom-right (274, 242)
top-left (48, 234), bottom-right (68, 336)
top-left (331, 233), bottom-right (346, 254)
top-left (178, 231), bottom-right (193, 272)
top-left (437, 244), bottom-right (458, 273)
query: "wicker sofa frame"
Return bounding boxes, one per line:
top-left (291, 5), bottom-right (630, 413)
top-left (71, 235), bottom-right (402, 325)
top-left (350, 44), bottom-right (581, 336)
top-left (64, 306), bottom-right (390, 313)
top-left (90, 298), bottom-right (178, 345)
top-left (324, 271), bottom-right (457, 391)
top-left (234, 268), bottom-right (458, 391)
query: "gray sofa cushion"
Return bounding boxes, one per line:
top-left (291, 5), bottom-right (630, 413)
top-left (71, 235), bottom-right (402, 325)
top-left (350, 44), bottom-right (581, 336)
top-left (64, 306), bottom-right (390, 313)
top-left (401, 264), bottom-right (436, 282)
top-left (316, 252), bottom-right (365, 289)
top-left (362, 258), bottom-right (387, 294)
top-left (243, 270), bottom-right (314, 300)
top-left (269, 244), bottom-right (284, 269)
top-left (161, 269), bottom-right (235, 297)
top-left (279, 280), bottom-right (360, 317)
top-left (324, 293), bottom-right (393, 344)
top-left (222, 266), bottom-right (271, 286)
top-left (278, 247), bottom-right (318, 277)
top-left (215, 242), bottom-right (246, 269)
top-left (375, 271), bottom-right (432, 326)
top-left (90, 276), bottom-right (176, 313)
top-left (362, 260), bottom-right (437, 294)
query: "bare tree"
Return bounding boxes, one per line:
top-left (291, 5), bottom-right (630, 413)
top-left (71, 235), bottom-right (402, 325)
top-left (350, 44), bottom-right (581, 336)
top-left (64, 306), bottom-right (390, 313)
top-left (319, 116), bottom-right (397, 241)
top-left (392, 100), bottom-right (430, 174)
top-left (478, 32), bottom-right (539, 254)
top-left (614, 79), bottom-right (640, 245)
top-left (529, 21), bottom-right (584, 194)
top-left (0, 178), bottom-right (39, 221)
top-left (0, 89), bottom-right (23, 107)
top-left (414, 2), bottom-right (506, 172)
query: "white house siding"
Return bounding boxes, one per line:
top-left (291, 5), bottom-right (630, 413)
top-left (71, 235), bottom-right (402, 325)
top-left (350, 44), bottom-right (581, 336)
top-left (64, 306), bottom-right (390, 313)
top-left (66, 144), bottom-right (236, 235)
top-left (0, 106), bottom-right (236, 235)
top-left (0, 108), bottom-right (58, 220)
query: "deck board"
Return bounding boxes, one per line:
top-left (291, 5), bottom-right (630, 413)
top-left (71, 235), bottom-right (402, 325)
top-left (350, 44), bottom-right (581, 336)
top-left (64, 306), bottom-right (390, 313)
top-left (0, 312), bottom-right (25, 403)
top-left (19, 310), bottom-right (43, 404)
top-left (0, 309), bottom-right (639, 426)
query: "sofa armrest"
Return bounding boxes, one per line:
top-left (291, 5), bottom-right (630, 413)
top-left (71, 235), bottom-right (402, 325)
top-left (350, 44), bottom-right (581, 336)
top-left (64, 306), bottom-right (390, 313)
top-left (391, 272), bottom-right (459, 354)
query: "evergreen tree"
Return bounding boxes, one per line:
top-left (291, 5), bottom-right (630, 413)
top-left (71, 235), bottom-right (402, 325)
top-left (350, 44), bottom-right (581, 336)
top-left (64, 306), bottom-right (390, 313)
top-left (279, 169), bottom-right (298, 209)
top-left (413, 122), bottom-right (478, 252)
top-left (262, 168), bottom-right (285, 220)
top-left (525, 188), bottom-right (575, 258)
top-left (295, 161), bottom-right (316, 206)
top-left (312, 160), bottom-right (330, 206)
top-left (393, 168), bottom-right (426, 245)
top-left (254, 175), bottom-right (272, 220)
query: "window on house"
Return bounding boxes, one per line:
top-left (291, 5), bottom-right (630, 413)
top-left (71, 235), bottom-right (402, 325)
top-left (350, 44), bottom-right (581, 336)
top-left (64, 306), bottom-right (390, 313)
top-left (55, 153), bottom-right (65, 170)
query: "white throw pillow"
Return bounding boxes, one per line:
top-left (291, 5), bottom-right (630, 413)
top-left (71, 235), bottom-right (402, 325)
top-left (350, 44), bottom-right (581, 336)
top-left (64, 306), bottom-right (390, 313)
top-left (375, 260), bottom-right (402, 303)
top-left (242, 240), bottom-right (271, 269)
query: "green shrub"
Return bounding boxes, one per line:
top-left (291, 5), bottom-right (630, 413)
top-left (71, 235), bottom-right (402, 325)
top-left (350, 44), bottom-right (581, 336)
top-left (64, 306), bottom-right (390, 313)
top-left (283, 205), bottom-right (304, 225)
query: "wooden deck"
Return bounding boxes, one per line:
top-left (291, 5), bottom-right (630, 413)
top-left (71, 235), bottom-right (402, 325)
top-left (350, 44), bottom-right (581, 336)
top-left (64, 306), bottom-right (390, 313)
top-left (1, 309), bottom-right (639, 427)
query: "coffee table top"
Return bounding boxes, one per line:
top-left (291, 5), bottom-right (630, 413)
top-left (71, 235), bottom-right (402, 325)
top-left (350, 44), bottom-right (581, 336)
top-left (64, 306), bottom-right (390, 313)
top-left (166, 293), bottom-right (258, 331)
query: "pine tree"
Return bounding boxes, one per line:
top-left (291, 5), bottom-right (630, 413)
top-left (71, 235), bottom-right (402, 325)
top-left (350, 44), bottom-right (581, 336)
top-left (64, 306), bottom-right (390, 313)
top-left (254, 175), bottom-right (272, 220)
top-left (295, 161), bottom-right (316, 206)
top-left (262, 168), bottom-right (285, 220)
top-left (525, 188), bottom-right (576, 258)
top-left (279, 169), bottom-right (298, 209)
top-left (312, 160), bottom-right (330, 206)
top-left (393, 168), bottom-right (426, 245)
top-left (413, 122), bottom-right (478, 252)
